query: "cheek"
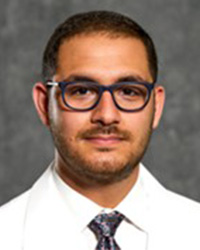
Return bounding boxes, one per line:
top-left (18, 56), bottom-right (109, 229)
top-left (122, 109), bottom-right (154, 133)
top-left (49, 91), bottom-right (90, 137)
top-left (54, 111), bottom-right (91, 141)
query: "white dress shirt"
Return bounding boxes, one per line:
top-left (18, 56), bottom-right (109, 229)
top-left (53, 165), bottom-right (148, 250)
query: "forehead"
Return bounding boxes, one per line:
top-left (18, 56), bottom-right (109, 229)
top-left (56, 34), bottom-right (152, 82)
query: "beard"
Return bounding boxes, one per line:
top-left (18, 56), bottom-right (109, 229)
top-left (49, 115), bottom-right (154, 185)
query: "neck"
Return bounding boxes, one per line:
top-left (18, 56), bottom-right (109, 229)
top-left (55, 157), bottom-right (139, 208)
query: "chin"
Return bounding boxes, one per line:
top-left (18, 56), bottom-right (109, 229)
top-left (80, 160), bottom-right (136, 185)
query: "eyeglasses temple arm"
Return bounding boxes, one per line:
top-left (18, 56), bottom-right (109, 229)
top-left (46, 81), bottom-right (59, 87)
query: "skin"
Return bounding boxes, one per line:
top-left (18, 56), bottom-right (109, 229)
top-left (33, 34), bottom-right (165, 208)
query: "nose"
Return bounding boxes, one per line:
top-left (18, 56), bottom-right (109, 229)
top-left (91, 91), bottom-right (121, 126)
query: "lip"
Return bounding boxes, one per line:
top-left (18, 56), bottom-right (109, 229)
top-left (84, 135), bottom-right (125, 146)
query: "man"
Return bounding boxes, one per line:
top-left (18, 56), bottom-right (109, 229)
top-left (0, 10), bottom-right (200, 250)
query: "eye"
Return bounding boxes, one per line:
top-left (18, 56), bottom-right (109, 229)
top-left (67, 84), bottom-right (93, 96)
top-left (114, 84), bottom-right (148, 102)
top-left (72, 86), bottom-right (90, 95)
top-left (121, 87), bottom-right (139, 96)
top-left (118, 86), bottom-right (143, 96)
top-left (65, 83), bottom-right (99, 101)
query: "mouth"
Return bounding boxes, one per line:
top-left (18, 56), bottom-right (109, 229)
top-left (83, 135), bottom-right (125, 146)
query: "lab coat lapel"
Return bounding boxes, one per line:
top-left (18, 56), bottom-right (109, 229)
top-left (23, 168), bottom-right (88, 250)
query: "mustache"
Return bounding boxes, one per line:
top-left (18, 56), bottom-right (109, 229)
top-left (77, 125), bottom-right (132, 140)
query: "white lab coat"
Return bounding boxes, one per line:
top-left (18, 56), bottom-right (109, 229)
top-left (0, 165), bottom-right (200, 250)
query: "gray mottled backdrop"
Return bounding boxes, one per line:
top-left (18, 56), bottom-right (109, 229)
top-left (0, 0), bottom-right (200, 205)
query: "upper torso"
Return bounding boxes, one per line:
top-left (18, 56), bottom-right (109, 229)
top-left (0, 164), bottom-right (200, 250)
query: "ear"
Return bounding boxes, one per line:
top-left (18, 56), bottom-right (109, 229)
top-left (32, 82), bottom-right (50, 127)
top-left (152, 85), bottom-right (165, 129)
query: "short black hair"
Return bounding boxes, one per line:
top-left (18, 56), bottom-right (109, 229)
top-left (42, 10), bottom-right (158, 82)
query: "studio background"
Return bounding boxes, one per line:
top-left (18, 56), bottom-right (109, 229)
top-left (0, 0), bottom-right (200, 206)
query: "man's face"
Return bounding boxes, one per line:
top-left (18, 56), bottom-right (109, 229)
top-left (44, 34), bottom-right (164, 185)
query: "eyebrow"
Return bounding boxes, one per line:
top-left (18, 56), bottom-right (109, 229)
top-left (60, 74), bottom-right (149, 84)
top-left (115, 76), bottom-right (148, 83)
top-left (61, 75), bottom-right (96, 83)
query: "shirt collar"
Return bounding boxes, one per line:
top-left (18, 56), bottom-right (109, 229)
top-left (52, 163), bottom-right (149, 233)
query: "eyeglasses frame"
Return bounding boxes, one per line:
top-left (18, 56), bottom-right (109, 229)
top-left (46, 80), bottom-right (156, 112)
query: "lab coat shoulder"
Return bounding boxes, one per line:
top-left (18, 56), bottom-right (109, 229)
top-left (152, 190), bottom-right (200, 250)
top-left (154, 187), bottom-right (200, 227)
top-left (0, 190), bottom-right (31, 250)
top-left (141, 165), bottom-right (200, 220)
top-left (0, 167), bottom-right (88, 250)
top-left (143, 167), bottom-right (200, 250)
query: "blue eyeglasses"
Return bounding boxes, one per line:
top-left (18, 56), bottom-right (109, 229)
top-left (46, 80), bottom-right (155, 112)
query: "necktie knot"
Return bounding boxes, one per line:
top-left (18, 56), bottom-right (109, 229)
top-left (89, 211), bottom-right (124, 246)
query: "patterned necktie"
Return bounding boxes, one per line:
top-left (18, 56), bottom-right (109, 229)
top-left (88, 211), bottom-right (124, 250)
